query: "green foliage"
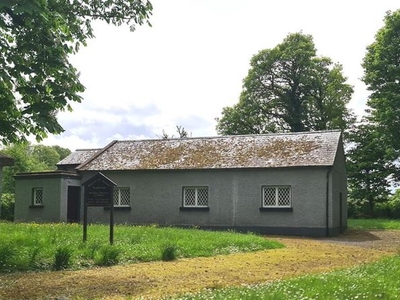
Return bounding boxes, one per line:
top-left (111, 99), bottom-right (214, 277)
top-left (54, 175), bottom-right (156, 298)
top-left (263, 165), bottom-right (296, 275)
top-left (348, 218), bottom-right (400, 230)
top-left (161, 244), bottom-right (178, 261)
top-left (53, 246), bottom-right (73, 270)
top-left (52, 145), bottom-right (71, 161)
top-left (348, 192), bottom-right (400, 220)
top-left (346, 122), bottom-right (397, 214)
top-left (348, 9), bottom-right (400, 214)
top-left (95, 245), bottom-right (121, 266)
top-left (0, 193), bottom-right (15, 221)
top-left (216, 32), bottom-right (354, 135)
top-left (0, 243), bottom-right (15, 271)
top-left (31, 145), bottom-right (61, 170)
top-left (363, 9), bottom-right (400, 153)
top-left (172, 256), bottom-right (400, 300)
top-left (1, 143), bottom-right (47, 193)
top-left (0, 223), bottom-right (282, 272)
top-left (0, 0), bottom-right (152, 144)
top-left (0, 143), bottom-right (70, 195)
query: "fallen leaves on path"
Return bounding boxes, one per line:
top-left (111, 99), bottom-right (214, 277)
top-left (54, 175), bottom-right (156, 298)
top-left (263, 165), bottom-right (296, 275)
top-left (0, 230), bottom-right (398, 300)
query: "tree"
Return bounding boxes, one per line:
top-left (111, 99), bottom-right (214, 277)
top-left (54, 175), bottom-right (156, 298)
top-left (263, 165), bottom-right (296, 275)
top-left (0, 0), bottom-right (152, 145)
top-left (31, 145), bottom-right (61, 170)
top-left (52, 145), bottom-right (72, 161)
top-left (216, 32), bottom-right (354, 135)
top-left (159, 125), bottom-right (189, 139)
top-left (363, 9), bottom-right (400, 152)
top-left (346, 121), bottom-right (399, 214)
top-left (1, 143), bottom-right (71, 193)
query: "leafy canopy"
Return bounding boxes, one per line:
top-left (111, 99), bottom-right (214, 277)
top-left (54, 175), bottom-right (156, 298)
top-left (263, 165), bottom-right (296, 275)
top-left (363, 9), bottom-right (400, 152)
top-left (216, 32), bottom-right (354, 135)
top-left (0, 143), bottom-right (71, 194)
top-left (0, 0), bottom-right (152, 145)
top-left (346, 122), bottom-right (398, 211)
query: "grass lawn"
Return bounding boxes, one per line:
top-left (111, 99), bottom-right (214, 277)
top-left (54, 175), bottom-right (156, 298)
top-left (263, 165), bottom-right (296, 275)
top-left (348, 218), bottom-right (400, 230)
top-left (171, 255), bottom-right (400, 300)
top-left (0, 222), bottom-right (282, 272)
top-left (169, 219), bottom-right (400, 300)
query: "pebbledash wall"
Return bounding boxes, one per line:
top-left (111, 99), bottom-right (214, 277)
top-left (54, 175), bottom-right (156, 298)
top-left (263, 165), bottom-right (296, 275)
top-left (82, 166), bottom-right (346, 237)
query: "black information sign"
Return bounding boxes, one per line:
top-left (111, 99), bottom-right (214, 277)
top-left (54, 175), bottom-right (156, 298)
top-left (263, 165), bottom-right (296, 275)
top-left (84, 175), bottom-right (114, 206)
top-left (82, 172), bottom-right (117, 244)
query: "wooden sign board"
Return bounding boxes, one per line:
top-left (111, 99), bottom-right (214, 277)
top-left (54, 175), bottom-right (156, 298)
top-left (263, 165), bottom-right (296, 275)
top-left (82, 172), bottom-right (117, 244)
top-left (83, 173), bottom-right (116, 206)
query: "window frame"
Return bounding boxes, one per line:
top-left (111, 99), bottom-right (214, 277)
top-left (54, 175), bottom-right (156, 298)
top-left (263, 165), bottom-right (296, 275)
top-left (113, 187), bottom-right (131, 207)
top-left (260, 185), bottom-right (293, 211)
top-left (31, 187), bottom-right (44, 207)
top-left (180, 186), bottom-right (210, 211)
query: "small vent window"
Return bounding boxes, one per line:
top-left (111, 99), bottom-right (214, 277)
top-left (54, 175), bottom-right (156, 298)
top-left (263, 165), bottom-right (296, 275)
top-left (33, 188), bottom-right (43, 206)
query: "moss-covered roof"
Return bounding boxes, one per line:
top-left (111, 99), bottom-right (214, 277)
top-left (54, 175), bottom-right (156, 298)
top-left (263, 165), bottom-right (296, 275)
top-left (76, 131), bottom-right (342, 171)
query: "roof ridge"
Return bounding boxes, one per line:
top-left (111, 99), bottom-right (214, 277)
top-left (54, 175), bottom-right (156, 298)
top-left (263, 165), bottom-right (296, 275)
top-left (114, 130), bottom-right (342, 143)
top-left (75, 148), bottom-right (103, 151)
top-left (76, 141), bottom-right (118, 170)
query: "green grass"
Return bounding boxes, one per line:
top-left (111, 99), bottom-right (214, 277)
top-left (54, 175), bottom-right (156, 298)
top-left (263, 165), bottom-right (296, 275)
top-left (172, 255), bottom-right (400, 300)
top-left (348, 218), bottom-right (400, 230)
top-left (0, 222), bottom-right (282, 272)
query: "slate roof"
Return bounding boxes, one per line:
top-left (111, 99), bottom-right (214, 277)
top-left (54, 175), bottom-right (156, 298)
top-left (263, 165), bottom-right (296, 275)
top-left (76, 131), bottom-right (342, 171)
top-left (57, 149), bottom-right (101, 166)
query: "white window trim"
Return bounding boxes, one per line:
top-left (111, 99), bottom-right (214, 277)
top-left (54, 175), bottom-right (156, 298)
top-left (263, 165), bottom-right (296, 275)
top-left (32, 187), bottom-right (43, 206)
top-left (262, 186), bottom-right (292, 208)
top-left (113, 187), bottom-right (130, 207)
top-left (183, 186), bottom-right (209, 208)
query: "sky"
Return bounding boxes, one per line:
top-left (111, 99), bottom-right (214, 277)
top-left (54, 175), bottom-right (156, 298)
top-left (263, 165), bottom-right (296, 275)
top-left (39, 0), bottom-right (400, 151)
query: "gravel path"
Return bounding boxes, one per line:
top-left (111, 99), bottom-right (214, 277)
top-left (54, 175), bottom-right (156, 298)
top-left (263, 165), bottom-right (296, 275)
top-left (0, 230), bottom-right (398, 300)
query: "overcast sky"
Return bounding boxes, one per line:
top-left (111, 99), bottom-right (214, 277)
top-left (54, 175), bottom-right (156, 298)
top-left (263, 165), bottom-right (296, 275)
top-left (40, 0), bottom-right (399, 151)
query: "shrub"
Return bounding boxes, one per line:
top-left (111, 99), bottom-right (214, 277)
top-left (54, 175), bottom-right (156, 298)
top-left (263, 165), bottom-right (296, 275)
top-left (387, 191), bottom-right (400, 219)
top-left (53, 246), bottom-right (73, 270)
top-left (161, 244), bottom-right (178, 261)
top-left (0, 193), bottom-right (15, 221)
top-left (95, 246), bottom-right (120, 266)
top-left (373, 202), bottom-right (392, 218)
top-left (347, 199), bottom-right (372, 218)
top-left (0, 244), bottom-right (15, 271)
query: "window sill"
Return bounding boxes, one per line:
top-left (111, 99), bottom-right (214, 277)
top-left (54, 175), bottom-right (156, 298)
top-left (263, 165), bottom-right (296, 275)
top-left (29, 205), bottom-right (44, 209)
top-left (259, 207), bottom-right (293, 212)
top-left (179, 207), bottom-right (210, 211)
top-left (103, 206), bottom-right (131, 211)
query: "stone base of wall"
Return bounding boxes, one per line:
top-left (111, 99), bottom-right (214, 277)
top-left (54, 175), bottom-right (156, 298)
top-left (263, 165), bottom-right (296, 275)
top-left (174, 225), bottom-right (346, 237)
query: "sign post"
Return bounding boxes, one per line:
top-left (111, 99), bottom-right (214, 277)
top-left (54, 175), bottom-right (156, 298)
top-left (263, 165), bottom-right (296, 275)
top-left (82, 173), bottom-right (117, 244)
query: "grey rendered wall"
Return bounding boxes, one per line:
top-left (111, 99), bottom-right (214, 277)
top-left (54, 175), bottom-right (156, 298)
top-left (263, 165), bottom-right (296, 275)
top-left (15, 178), bottom-right (62, 222)
top-left (83, 167), bottom-right (331, 236)
top-left (330, 137), bottom-right (348, 234)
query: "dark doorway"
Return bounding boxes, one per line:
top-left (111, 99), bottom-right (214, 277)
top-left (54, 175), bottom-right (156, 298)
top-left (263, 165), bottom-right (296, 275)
top-left (67, 186), bottom-right (80, 223)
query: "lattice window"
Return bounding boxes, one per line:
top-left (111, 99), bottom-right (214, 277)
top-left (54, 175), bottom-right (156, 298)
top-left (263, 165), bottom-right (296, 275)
top-left (262, 186), bottom-right (291, 208)
top-left (114, 187), bottom-right (130, 207)
top-left (33, 188), bottom-right (43, 206)
top-left (183, 187), bottom-right (209, 207)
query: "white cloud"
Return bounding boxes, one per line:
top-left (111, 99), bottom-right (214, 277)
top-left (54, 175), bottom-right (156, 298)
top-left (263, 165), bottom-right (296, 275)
top-left (41, 0), bottom-right (399, 149)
